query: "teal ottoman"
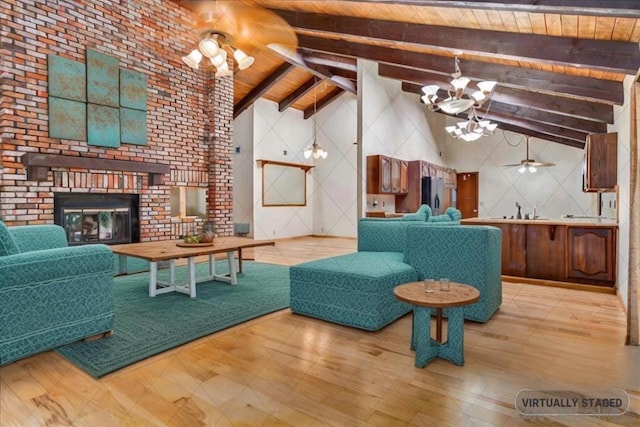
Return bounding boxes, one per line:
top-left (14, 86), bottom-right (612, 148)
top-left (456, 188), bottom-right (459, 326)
top-left (290, 251), bottom-right (419, 331)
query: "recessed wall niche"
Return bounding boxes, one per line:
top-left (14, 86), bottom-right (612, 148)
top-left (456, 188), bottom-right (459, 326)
top-left (47, 49), bottom-right (148, 148)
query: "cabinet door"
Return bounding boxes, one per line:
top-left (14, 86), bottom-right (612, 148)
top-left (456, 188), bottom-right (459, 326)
top-left (566, 227), bottom-right (616, 284)
top-left (380, 156), bottom-right (391, 193)
top-left (391, 158), bottom-right (401, 193)
top-left (526, 225), bottom-right (566, 281)
top-left (399, 161), bottom-right (408, 194)
top-left (366, 155), bottom-right (392, 194)
top-left (584, 133), bottom-right (617, 192)
top-left (501, 224), bottom-right (527, 276)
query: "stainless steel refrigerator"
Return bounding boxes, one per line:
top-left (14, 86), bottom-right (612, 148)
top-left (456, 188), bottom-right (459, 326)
top-left (421, 176), bottom-right (445, 215)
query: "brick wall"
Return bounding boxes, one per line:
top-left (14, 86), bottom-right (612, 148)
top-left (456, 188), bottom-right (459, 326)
top-left (0, 0), bottom-right (234, 239)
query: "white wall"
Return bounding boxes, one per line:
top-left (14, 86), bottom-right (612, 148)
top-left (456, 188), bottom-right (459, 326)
top-left (443, 124), bottom-right (596, 219)
top-left (361, 60), bottom-right (445, 213)
top-left (234, 94), bottom-right (358, 240)
top-left (310, 92), bottom-right (358, 237)
top-left (233, 107), bottom-right (254, 236)
top-left (609, 75), bottom-right (633, 309)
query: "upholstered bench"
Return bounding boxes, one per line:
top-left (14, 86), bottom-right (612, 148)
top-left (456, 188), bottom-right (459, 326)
top-left (290, 251), bottom-right (418, 331)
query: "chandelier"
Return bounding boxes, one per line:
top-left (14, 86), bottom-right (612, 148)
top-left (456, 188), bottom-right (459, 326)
top-left (182, 32), bottom-right (255, 77)
top-left (304, 80), bottom-right (328, 160)
top-left (421, 56), bottom-right (497, 116)
top-left (445, 110), bottom-right (498, 142)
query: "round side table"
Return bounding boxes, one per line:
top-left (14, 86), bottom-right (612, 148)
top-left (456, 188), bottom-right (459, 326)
top-left (394, 281), bottom-right (479, 367)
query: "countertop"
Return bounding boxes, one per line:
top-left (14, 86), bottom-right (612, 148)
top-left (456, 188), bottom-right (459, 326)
top-left (461, 217), bottom-right (618, 227)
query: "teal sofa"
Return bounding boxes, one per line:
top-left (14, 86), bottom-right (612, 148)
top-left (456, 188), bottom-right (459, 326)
top-left (290, 212), bottom-right (501, 330)
top-left (0, 222), bottom-right (115, 365)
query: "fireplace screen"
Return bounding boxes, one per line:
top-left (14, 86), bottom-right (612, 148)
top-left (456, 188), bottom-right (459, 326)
top-left (63, 207), bottom-right (131, 244)
top-left (54, 193), bottom-right (139, 246)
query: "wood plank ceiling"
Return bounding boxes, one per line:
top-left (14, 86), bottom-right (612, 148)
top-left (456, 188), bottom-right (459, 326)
top-left (171, 0), bottom-right (640, 149)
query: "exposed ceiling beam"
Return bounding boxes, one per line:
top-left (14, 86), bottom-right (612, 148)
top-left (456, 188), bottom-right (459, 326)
top-left (481, 111), bottom-right (590, 144)
top-left (303, 88), bottom-right (346, 119)
top-left (234, 62), bottom-right (295, 118)
top-left (494, 123), bottom-right (586, 149)
top-left (268, 44), bottom-right (357, 94)
top-left (276, 10), bottom-right (640, 74)
top-left (300, 51), bottom-right (358, 72)
top-left (482, 103), bottom-right (608, 134)
top-left (278, 77), bottom-right (322, 112)
top-left (334, 1), bottom-right (640, 18)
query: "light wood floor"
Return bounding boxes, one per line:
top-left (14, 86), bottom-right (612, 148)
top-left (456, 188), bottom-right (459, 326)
top-left (1, 236), bottom-right (639, 426)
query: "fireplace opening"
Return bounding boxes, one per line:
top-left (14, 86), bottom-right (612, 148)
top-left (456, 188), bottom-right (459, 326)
top-left (54, 193), bottom-right (140, 245)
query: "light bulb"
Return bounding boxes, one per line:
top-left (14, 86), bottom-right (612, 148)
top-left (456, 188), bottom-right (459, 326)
top-left (304, 148), bottom-right (312, 159)
top-left (181, 49), bottom-right (203, 69)
top-left (234, 49), bottom-right (255, 70)
top-left (198, 38), bottom-right (219, 58)
top-left (210, 49), bottom-right (227, 69)
top-left (518, 166), bottom-right (526, 174)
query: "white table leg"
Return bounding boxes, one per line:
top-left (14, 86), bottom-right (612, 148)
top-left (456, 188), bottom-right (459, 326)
top-left (209, 254), bottom-right (215, 276)
top-left (169, 259), bottom-right (175, 285)
top-left (188, 257), bottom-right (197, 298)
top-left (227, 251), bottom-right (237, 285)
top-left (149, 261), bottom-right (158, 297)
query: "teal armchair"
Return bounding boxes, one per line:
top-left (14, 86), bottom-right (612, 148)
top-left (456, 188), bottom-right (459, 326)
top-left (0, 222), bottom-right (115, 365)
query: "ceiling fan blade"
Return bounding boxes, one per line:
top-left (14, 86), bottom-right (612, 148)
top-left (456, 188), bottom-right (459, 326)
top-left (182, 0), bottom-right (297, 55)
top-left (502, 163), bottom-right (524, 167)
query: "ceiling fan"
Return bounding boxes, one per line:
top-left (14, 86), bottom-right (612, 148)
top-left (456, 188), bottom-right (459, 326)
top-left (502, 136), bottom-right (556, 173)
top-left (171, 1), bottom-right (298, 74)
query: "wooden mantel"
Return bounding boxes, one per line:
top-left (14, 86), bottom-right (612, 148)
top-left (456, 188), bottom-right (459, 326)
top-left (21, 153), bottom-right (170, 185)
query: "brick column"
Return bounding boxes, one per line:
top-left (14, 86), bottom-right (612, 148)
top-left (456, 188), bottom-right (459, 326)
top-left (207, 72), bottom-right (234, 237)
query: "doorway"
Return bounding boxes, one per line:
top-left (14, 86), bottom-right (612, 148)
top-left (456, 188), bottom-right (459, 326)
top-left (456, 172), bottom-right (479, 219)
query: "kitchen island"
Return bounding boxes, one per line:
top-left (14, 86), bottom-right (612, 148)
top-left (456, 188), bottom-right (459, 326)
top-left (462, 217), bottom-right (617, 292)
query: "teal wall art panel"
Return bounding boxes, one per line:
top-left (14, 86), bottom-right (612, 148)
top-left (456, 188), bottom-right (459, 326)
top-left (120, 108), bottom-right (147, 145)
top-left (87, 49), bottom-right (119, 107)
top-left (48, 55), bottom-right (86, 102)
top-left (49, 97), bottom-right (87, 141)
top-left (88, 104), bottom-right (120, 148)
top-left (120, 69), bottom-right (148, 111)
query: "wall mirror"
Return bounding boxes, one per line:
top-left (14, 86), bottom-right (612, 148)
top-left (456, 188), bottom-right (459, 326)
top-left (259, 160), bottom-right (313, 207)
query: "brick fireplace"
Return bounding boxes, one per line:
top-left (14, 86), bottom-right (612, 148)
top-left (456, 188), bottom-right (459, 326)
top-left (0, 0), bottom-right (234, 241)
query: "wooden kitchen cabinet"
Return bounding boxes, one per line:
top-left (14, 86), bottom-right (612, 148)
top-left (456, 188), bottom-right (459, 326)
top-left (493, 223), bottom-right (527, 277)
top-left (583, 132), bottom-right (617, 192)
top-left (567, 226), bottom-right (616, 284)
top-left (368, 155), bottom-right (408, 195)
top-left (526, 224), bottom-right (566, 281)
top-left (367, 155), bottom-right (392, 194)
top-left (462, 219), bottom-right (617, 288)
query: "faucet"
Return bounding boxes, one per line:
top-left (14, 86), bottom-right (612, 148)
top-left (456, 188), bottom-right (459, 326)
top-left (516, 202), bottom-right (522, 219)
top-left (533, 204), bottom-right (538, 219)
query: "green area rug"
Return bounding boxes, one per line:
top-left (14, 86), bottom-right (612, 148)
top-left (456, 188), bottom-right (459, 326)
top-left (57, 261), bottom-right (290, 378)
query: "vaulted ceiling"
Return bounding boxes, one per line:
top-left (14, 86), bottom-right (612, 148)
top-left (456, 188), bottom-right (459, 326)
top-left (172, 0), bottom-right (640, 149)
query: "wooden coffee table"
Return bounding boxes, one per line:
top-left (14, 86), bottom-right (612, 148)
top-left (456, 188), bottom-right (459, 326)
top-left (394, 281), bottom-right (479, 367)
top-left (111, 237), bottom-right (275, 298)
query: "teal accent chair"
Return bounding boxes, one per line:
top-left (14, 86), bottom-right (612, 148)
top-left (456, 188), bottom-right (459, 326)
top-left (404, 224), bottom-right (502, 322)
top-left (0, 222), bottom-right (115, 365)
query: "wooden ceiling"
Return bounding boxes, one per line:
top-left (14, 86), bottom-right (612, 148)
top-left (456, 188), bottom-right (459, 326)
top-left (171, 0), bottom-right (640, 148)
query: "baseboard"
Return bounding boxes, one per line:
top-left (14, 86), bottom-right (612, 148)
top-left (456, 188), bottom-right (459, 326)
top-left (502, 275), bottom-right (616, 294)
